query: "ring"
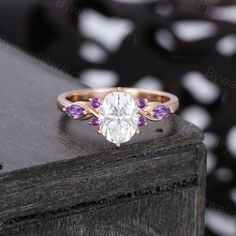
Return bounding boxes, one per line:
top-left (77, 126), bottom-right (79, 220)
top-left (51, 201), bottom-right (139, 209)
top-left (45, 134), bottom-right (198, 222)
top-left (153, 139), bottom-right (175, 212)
top-left (57, 87), bottom-right (179, 147)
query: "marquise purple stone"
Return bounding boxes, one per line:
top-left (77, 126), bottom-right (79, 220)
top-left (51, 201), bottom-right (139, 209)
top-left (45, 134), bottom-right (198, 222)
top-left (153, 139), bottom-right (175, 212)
top-left (65, 105), bottom-right (84, 119)
top-left (153, 105), bottom-right (170, 120)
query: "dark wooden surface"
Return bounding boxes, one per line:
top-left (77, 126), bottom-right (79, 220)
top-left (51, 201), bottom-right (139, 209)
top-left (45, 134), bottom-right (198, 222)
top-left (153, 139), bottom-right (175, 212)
top-left (0, 41), bottom-right (206, 235)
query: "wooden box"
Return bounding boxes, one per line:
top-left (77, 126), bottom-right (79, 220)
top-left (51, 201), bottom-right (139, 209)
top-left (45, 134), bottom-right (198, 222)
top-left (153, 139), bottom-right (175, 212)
top-left (0, 41), bottom-right (206, 235)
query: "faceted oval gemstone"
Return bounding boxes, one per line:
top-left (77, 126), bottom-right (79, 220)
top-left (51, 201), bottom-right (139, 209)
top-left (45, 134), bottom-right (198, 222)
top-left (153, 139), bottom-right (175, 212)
top-left (65, 104), bottom-right (84, 119)
top-left (99, 91), bottom-right (139, 145)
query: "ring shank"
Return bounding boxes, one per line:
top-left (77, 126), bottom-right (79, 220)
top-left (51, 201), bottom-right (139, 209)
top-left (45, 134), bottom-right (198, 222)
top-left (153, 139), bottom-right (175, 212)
top-left (57, 88), bottom-right (179, 113)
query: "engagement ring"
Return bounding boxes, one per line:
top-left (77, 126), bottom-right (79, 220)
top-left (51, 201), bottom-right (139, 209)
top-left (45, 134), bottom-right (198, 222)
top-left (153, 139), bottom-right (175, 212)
top-left (57, 87), bottom-right (179, 147)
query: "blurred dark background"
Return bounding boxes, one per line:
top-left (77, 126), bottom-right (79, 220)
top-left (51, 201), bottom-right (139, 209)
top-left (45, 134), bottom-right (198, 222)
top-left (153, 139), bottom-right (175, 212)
top-left (0, 0), bottom-right (236, 235)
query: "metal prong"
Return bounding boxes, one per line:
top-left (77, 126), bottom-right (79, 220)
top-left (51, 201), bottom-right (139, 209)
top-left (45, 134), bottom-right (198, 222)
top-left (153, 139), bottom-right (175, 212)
top-left (97, 129), bottom-right (102, 134)
top-left (117, 87), bottom-right (123, 92)
top-left (136, 129), bottom-right (140, 134)
top-left (116, 143), bottom-right (121, 147)
top-left (62, 107), bottom-right (66, 112)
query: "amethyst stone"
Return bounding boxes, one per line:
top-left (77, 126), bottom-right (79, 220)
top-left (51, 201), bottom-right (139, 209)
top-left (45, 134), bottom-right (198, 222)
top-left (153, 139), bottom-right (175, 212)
top-left (65, 104), bottom-right (84, 119)
top-left (153, 105), bottom-right (171, 120)
top-left (138, 116), bottom-right (147, 127)
top-left (90, 116), bottom-right (99, 126)
top-left (137, 98), bottom-right (146, 108)
top-left (91, 98), bottom-right (100, 108)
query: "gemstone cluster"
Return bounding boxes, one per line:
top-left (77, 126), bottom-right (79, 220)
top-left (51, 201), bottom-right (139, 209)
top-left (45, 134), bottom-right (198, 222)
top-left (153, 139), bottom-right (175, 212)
top-left (64, 90), bottom-right (172, 146)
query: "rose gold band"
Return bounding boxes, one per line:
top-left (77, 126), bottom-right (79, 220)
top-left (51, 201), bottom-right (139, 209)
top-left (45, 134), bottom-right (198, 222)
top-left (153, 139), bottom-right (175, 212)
top-left (57, 87), bottom-right (179, 121)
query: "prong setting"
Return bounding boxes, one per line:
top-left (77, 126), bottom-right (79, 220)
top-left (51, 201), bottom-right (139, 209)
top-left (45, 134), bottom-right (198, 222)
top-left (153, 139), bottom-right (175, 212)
top-left (58, 88), bottom-right (177, 148)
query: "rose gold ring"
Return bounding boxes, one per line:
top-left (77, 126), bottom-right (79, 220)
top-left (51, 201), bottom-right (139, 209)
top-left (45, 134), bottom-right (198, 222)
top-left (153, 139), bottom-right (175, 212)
top-left (57, 87), bottom-right (179, 147)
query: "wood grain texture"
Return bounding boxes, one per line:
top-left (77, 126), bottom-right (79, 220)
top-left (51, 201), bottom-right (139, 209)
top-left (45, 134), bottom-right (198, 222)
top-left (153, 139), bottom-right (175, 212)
top-left (2, 186), bottom-right (202, 236)
top-left (0, 41), bottom-right (206, 235)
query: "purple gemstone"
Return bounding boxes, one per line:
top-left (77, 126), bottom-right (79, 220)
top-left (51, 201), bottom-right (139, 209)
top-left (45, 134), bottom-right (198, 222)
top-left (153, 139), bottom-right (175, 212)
top-left (65, 105), bottom-right (84, 119)
top-left (137, 98), bottom-right (146, 108)
top-left (91, 98), bottom-right (100, 108)
top-left (138, 116), bottom-right (147, 127)
top-left (153, 105), bottom-right (171, 120)
top-left (90, 117), bottom-right (99, 126)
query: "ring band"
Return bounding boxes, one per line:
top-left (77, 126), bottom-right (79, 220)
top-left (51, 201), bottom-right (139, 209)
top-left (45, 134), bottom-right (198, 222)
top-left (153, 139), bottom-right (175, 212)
top-left (57, 87), bottom-right (179, 147)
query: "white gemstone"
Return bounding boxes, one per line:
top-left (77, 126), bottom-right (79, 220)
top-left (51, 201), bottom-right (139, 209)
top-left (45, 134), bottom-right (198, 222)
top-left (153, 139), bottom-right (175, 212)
top-left (99, 91), bottom-right (139, 145)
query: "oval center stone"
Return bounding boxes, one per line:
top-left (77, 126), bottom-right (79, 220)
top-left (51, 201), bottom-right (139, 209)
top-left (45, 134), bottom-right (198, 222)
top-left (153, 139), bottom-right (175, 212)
top-left (99, 91), bottom-right (139, 145)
